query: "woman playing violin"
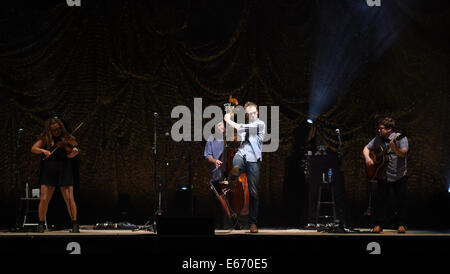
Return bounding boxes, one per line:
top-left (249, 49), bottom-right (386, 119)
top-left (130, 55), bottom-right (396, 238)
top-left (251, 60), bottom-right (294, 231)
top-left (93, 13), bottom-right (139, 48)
top-left (31, 117), bottom-right (80, 233)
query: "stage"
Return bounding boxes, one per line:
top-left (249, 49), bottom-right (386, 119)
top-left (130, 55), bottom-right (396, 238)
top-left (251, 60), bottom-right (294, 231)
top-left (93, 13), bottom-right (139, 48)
top-left (1, 226), bottom-right (449, 258)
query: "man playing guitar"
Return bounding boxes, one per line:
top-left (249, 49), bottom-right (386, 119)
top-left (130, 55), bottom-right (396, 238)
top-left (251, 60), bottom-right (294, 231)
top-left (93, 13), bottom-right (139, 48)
top-left (363, 117), bottom-right (408, 233)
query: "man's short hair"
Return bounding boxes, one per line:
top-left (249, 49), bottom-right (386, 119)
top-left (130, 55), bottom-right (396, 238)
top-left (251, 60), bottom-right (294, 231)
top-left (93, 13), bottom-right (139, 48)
top-left (378, 117), bottom-right (396, 131)
top-left (244, 101), bottom-right (257, 109)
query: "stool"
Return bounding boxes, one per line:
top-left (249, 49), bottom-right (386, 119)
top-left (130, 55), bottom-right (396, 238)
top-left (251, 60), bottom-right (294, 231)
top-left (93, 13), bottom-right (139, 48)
top-left (20, 197), bottom-right (48, 229)
top-left (315, 181), bottom-right (337, 225)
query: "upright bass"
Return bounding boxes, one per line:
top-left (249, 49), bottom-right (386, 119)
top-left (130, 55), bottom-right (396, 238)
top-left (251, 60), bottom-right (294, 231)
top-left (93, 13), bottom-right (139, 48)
top-left (209, 95), bottom-right (249, 225)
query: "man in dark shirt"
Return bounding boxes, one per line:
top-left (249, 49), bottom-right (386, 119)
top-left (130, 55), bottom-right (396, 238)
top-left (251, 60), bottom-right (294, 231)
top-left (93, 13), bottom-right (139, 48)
top-left (363, 117), bottom-right (408, 233)
top-left (204, 121), bottom-right (226, 229)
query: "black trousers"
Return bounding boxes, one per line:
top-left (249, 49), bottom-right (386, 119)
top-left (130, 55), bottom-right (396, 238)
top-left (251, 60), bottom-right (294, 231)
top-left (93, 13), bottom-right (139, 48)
top-left (374, 175), bottom-right (408, 227)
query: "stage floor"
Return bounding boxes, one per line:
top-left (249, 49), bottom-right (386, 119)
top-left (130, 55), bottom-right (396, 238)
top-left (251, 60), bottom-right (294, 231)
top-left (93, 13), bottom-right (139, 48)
top-left (2, 227), bottom-right (450, 236)
top-left (1, 226), bottom-right (449, 259)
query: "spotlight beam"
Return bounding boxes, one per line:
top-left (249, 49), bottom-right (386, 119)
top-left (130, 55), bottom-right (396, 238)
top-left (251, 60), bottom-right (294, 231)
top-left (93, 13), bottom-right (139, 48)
top-left (309, 0), bottom-right (410, 119)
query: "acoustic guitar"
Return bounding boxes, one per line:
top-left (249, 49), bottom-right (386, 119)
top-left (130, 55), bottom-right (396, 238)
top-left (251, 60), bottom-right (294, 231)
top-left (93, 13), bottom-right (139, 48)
top-left (365, 133), bottom-right (406, 182)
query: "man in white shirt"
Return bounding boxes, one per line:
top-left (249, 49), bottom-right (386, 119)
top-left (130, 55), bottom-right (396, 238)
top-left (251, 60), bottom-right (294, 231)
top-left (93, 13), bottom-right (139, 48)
top-left (224, 101), bottom-right (265, 233)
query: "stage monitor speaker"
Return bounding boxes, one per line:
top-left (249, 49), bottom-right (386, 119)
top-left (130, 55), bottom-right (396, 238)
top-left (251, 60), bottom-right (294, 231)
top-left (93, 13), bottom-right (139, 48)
top-left (156, 217), bottom-right (214, 236)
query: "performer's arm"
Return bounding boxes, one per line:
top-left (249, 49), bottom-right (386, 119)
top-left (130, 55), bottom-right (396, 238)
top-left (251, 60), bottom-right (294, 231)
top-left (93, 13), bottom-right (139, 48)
top-left (207, 156), bottom-right (222, 169)
top-left (257, 121), bottom-right (265, 144)
top-left (31, 139), bottom-right (51, 158)
top-left (67, 147), bottom-right (79, 158)
top-left (204, 141), bottom-right (222, 168)
top-left (224, 113), bottom-right (239, 130)
top-left (389, 139), bottom-right (408, 158)
top-left (363, 146), bottom-right (374, 166)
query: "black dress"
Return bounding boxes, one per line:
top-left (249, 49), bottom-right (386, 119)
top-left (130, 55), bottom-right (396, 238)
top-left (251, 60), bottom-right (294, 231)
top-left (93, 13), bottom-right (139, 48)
top-left (39, 137), bottom-right (74, 187)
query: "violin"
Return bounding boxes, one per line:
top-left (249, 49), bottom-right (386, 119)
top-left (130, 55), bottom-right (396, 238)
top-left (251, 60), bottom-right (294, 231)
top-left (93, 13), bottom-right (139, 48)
top-left (55, 135), bottom-right (78, 154)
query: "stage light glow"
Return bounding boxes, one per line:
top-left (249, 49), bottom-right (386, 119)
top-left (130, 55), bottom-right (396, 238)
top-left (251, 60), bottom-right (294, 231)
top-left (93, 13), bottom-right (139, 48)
top-left (447, 167), bottom-right (450, 193)
top-left (446, 167), bottom-right (450, 193)
top-left (308, 0), bottom-right (410, 119)
top-left (447, 171), bottom-right (450, 193)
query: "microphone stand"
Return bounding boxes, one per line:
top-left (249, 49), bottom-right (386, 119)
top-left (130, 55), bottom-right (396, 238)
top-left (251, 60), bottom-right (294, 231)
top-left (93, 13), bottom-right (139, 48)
top-left (14, 129), bottom-right (23, 230)
top-left (336, 129), bottom-right (342, 161)
top-left (135, 112), bottom-right (161, 232)
top-left (333, 129), bottom-right (350, 232)
top-left (164, 132), bottom-right (170, 217)
top-left (153, 112), bottom-right (162, 231)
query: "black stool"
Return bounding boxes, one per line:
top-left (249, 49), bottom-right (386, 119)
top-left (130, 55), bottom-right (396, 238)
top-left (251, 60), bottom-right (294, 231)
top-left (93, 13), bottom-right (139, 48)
top-left (315, 180), bottom-right (337, 225)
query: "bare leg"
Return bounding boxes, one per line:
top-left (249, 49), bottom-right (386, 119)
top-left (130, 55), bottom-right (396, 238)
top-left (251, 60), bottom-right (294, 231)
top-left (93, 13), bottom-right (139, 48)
top-left (60, 186), bottom-right (77, 221)
top-left (38, 185), bottom-right (55, 222)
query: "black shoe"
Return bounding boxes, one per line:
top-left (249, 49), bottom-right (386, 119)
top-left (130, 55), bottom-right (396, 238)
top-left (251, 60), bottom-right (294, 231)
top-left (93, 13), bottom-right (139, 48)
top-left (372, 225), bottom-right (383, 233)
top-left (398, 225), bottom-right (406, 233)
top-left (37, 222), bottom-right (45, 233)
top-left (70, 221), bottom-right (80, 233)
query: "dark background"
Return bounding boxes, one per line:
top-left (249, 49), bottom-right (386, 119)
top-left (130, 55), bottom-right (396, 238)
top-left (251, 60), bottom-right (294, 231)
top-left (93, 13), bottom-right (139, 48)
top-left (1, 0), bottom-right (449, 230)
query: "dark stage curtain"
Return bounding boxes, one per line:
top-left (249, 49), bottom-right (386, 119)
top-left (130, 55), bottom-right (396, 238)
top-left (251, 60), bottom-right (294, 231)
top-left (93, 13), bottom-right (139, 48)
top-left (1, 0), bottom-right (449, 228)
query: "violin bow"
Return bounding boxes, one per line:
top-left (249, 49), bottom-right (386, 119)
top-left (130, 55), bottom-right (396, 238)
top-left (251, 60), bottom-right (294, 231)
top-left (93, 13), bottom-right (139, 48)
top-left (70, 121), bottom-right (84, 136)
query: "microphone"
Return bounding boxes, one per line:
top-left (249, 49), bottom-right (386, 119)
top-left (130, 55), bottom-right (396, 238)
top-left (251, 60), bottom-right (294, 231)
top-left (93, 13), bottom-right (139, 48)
top-left (17, 128), bottom-right (24, 149)
top-left (336, 128), bottom-right (342, 158)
